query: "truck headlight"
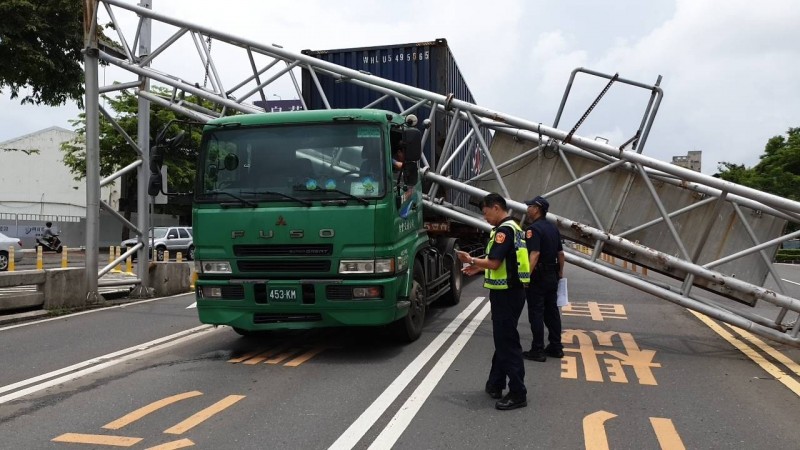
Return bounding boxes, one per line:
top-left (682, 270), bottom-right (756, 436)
top-left (199, 261), bottom-right (232, 274)
top-left (339, 258), bottom-right (395, 274)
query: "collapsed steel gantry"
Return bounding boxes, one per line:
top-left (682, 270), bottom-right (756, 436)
top-left (81, 0), bottom-right (800, 346)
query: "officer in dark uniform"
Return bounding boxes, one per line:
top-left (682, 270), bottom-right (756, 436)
top-left (522, 196), bottom-right (566, 362)
top-left (457, 193), bottom-right (530, 411)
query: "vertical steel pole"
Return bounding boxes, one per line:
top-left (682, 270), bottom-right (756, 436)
top-left (84, 0), bottom-right (101, 303)
top-left (131, 0), bottom-right (154, 298)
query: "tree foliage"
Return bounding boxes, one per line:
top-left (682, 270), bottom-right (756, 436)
top-left (61, 87), bottom-right (206, 189)
top-left (0, 0), bottom-right (84, 106)
top-left (715, 128), bottom-right (800, 201)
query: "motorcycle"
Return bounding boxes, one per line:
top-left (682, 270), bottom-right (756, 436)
top-left (36, 235), bottom-right (64, 253)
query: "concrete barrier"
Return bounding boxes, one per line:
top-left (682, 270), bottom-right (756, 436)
top-left (43, 268), bottom-right (88, 310)
top-left (0, 270), bottom-right (46, 312)
top-left (147, 262), bottom-right (191, 297)
top-left (1, 262), bottom-right (190, 314)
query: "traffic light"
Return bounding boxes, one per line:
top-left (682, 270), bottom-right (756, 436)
top-left (148, 146), bottom-right (164, 196)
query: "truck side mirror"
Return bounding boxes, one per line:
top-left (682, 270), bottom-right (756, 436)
top-left (402, 161), bottom-right (419, 185)
top-left (402, 128), bottom-right (422, 161)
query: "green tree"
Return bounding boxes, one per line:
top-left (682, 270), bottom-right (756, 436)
top-left (61, 87), bottom-right (209, 235)
top-left (715, 128), bottom-right (800, 201)
top-left (0, 0), bottom-right (84, 106)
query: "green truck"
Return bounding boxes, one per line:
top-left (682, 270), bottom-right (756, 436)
top-left (188, 109), bottom-right (462, 341)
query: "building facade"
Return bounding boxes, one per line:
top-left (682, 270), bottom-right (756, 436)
top-left (671, 150), bottom-right (702, 172)
top-left (0, 127), bottom-right (119, 216)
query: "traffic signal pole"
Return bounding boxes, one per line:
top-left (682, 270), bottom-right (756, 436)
top-left (83, 0), bottom-right (102, 303)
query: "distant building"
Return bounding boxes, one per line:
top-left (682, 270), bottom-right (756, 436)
top-left (0, 126), bottom-right (119, 217)
top-left (672, 150), bottom-right (702, 172)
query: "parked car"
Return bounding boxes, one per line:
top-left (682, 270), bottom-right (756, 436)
top-left (121, 226), bottom-right (193, 261)
top-left (0, 231), bottom-right (24, 271)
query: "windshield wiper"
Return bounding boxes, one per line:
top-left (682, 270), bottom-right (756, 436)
top-left (202, 190), bottom-right (257, 208)
top-left (293, 186), bottom-right (369, 205)
top-left (241, 190), bottom-right (312, 207)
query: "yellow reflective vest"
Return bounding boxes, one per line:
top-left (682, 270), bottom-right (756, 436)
top-left (484, 219), bottom-right (531, 290)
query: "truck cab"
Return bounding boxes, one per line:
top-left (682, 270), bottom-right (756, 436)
top-left (191, 109), bottom-right (461, 341)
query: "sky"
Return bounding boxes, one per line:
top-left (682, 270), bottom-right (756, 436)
top-left (1, 0), bottom-right (799, 175)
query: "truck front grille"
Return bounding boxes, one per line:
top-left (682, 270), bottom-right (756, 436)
top-left (237, 260), bottom-right (331, 272)
top-left (233, 244), bottom-right (333, 257)
top-left (253, 313), bottom-right (322, 324)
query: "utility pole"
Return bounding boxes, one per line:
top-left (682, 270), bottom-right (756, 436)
top-left (130, 0), bottom-right (154, 298)
top-left (83, 0), bottom-right (102, 303)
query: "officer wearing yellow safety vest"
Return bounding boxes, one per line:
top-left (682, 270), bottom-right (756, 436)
top-left (457, 193), bottom-right (531, 411)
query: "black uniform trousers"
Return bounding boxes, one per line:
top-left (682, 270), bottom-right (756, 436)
top-left (486, 287), bottom-right (527, 397)
top-left (526, 269), bottom-right (562, 352)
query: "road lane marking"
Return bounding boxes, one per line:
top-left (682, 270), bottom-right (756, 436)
top-left (369, 301), bottom-right (491, 449)
top-left (187, 302), bottom-right (197, 309)
top-left (649, 417), bottom-right (686, 450)
top-left (781, 278), bottom-right (800, 286)
top-left (0, 292), bottom-right (196, 331)
top-left (103, 391), bottom-right (204, 430)
top-left (583, 410), bottom-right (617, 450)
top-left (284, 346), bottom-right (328, 367)
top-left (0, 325), bottom-right (217, 404)
top-left (52, 433), bottom-right (143, 446)
top-left (688, 310), bottom-right (800, 397)
top-left (328, 296), bottom-right (487, 450)
top-left (146, 438), bottom-right (195, 449)
top-left (164, 395), bottom-right (246, 435)
top-left (730, 326), bottom-right (800, 377)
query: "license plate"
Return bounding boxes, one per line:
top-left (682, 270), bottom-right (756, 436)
top-left (268, 286), bottom-right (298, 302)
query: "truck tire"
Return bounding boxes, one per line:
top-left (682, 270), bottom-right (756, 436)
top-left (392, 261), bottom-right (426, 342)
top-left (0, 251), bottom-right (8, 271)
top-left (438, 254), bottom-right (462, 306)
top-left (156, 246), bottom-right (166, 261)
top-left (188, 245), bottom-right (195, 261)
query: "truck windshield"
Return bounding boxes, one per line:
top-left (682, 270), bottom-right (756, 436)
top-left (197, 123), bottom-right (386, 203)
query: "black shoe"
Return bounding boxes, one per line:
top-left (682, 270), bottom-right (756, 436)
top-left (485, 386), bottom-right (503, 399)
top-left (522, 350), bottom-right (547, 362)
top-left (544, 346), bottom-right (564, 358)
top-left (495, 394), bottom-right (527, 410)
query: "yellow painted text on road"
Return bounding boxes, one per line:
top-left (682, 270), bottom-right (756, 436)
top-left (562, 329), bottom-right (661, 385)
top-left (562, 302), bottom-right (627, 321)
top-left (584, 410), bottom-right (685, 450)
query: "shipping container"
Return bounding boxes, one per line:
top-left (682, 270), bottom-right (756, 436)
top-left (301, 38), bottom-right (491, 188)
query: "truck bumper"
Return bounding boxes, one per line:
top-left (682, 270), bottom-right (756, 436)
top-left (195, 274), bottom-right (410, 331)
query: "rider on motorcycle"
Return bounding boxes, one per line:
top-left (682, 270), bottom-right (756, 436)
top-left (43, 222), bottom-right (56, 244)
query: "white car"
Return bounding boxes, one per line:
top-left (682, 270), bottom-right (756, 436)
top-left (121, 226), bottom-right (194, 261)
top-left (0, 231), bottom-right (24, 271)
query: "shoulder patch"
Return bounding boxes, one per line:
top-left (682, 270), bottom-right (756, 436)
top-left (526, 229), bottom-right (533, 239)
top-left (495, 232), bottom-right (506, 244)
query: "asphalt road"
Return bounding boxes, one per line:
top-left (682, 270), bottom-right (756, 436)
top-left (1, 264), bottom-right (799, 449)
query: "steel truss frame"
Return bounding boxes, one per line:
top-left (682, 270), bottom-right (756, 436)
top-left (83, 0), bottom-right (800, 346)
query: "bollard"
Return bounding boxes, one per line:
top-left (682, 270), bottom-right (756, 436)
top-left (8, 246), bottom-right (14, 272)
top-left (177, 252), bottom-right (183, 263)
top-left (36, 246), bottom-right (43, 270)
top-left (61, 246), bottom-right (68, 268)
top-left (642, 266), bottom-right (648, 276)
top-left (164, 250), bottom-right (170, 262)
top-left (189, 271), bottom-right (197, 290)
top-left (622, 260), bottom-right (628, 270)
top-left (126, 254), bottom-right (133, 274)
top-left (153, 248), bottom-right (157, 261)
top-left (108, 246), bottom-right (114, 265)
top-left (112, 246), bottom-right (122, 273)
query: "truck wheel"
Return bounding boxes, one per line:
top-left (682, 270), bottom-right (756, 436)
top-left (438, 254), bottom-right (462, 306)
top-left (156, 247), bottom-right (166, 261)
top-left (0, 251), bottom-right (8, 271)
top-left (188, 245), bottom-right (195, 261)
top-left (393, 261), bottom-right (426, 342)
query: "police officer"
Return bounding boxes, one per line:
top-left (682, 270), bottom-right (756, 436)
top-left (457, 193), bottom-right (531, 411)
top-left (522, 196), bottom-right (566, 362)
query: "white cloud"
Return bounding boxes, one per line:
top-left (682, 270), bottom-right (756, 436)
top-left (2, 0), bottom-right (799, 175)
